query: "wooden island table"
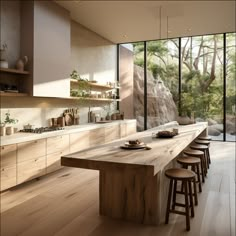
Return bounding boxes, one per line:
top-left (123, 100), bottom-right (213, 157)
top-left (61, 122), bottom-right (207, 225)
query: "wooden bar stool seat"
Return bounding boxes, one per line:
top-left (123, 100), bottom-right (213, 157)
top-left (190, 144), bottom-right (209, 171)
top-left (184, 149), bottom-right (206, 183)
top-left (177, 156), bottom-right (202, 193)
top-left (198, 136), bottom-right (212, 141)
top-left (165, 168), bottom-right (196, 231)
top-left (195, 139), bottom-right (211, 165)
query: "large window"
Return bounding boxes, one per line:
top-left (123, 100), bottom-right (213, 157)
top-left (181, 35), bottom-right (224, 141)
top-left (118, 32), bottom-right (236, 141)
top-left (226, 33), bottom-right (236, 141)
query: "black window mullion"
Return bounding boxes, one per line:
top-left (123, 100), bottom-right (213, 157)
top-left (144, 42), bottom-right (147, 130)
top-left (178, 37), bottom-right (182, 116)
top-left (223, 33), bottom-right (226, 141)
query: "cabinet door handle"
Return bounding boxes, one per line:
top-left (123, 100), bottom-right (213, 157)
top-left (1, 147), bottom-right (4, 150)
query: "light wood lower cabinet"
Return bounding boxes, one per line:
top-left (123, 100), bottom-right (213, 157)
top-left (17, 156), bottom-right (46, 184)
top-left (1, 121), bottom-right (136, 190)
top-left (17, 139), bottom-right (46, 162)
top-left (46, 135), bottom-right (69, 173)
top-left (0, 144), bottom-right (17, 191)
top-left (126, 122), bottom-right (137, 136)
top-left (105, 125), bottom-right (120, 143)
top-left (70, 131), bottom-right (90, 153)
top-left (46, 135), bottom-right (69, 155)
top-left (90, 127), bottom-right (105, 147)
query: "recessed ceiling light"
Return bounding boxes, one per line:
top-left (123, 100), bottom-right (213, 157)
top-left (187, 28), bottom-right (192, 32)
top-left (123, 35), bottom-right (127, 38)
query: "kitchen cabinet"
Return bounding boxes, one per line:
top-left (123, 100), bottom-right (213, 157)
top-left (17, 139), bottom-right (46, 184)
top-left (46, 135), bottom-right (69, 173)
top-left (105, 125), bottom-right (120, 143)
top-left (70, 131), bottom-right (90, 153)
top-left (126, 122), bottom-right (137, 136)
top-left (17, 156), bottom-right (46, 184)
top-left (21, 1), bottom-right (70, 97)
top-left (17, 139), bottom-right (46, 162)
top-left (0, 144), bottom-right (17, 191)
top-left (90, 127), bottom-right (105, 147)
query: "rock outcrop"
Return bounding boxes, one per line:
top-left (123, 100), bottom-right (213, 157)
top-left (133, 65), bottom-right (178, 130)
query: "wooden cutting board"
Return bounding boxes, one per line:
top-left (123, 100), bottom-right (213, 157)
top-left (64, 113), bottom-right (73, 126)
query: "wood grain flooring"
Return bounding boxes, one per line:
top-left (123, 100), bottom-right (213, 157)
top-left (0, 141), bottom-right (235, 236)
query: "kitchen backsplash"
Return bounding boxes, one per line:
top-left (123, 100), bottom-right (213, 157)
top-left (0, 96), bottom-right (117, 130)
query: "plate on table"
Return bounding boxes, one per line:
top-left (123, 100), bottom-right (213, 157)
top-left (120, 141), bottom-right (146, 150)
top-left (156, 131), bottom-right (177, 138)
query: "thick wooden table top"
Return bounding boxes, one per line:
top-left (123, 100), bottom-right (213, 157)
top-left (61, 123), bottom-right (207, 177)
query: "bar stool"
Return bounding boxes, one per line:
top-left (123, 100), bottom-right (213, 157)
top-left (177, 156), bottom-right (202, 194)
top-left (190, 144), bottom-right (209, 170)
top-left (184, 149), bottom-right (206, 183)
top-left (165, 168), bottom-right (196, 231)
top-left (195, 139), bottom-right (211, 165)
top-left (198, 135), bottom-right (212, 141)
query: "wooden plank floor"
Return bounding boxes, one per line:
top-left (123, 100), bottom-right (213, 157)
top-left (0, 141), bottom-right (235, 236)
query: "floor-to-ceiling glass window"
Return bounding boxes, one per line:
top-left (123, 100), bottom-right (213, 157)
top-left (181, 35), bottom-right (224, 141)
top-left (118, 33), bottom-right (235, 141)
top-left (146, 39), bottom-right (179, 129)
top-left (226, 33), bottom-right (236, 141)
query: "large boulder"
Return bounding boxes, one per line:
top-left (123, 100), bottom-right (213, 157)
top-left (226, 120), bottom-right (236, 134)
top-left (210, 124), bottom-right (223, 133)
top-left (207, 118), bottom-right (218, 126)
top-left (134, 65), bottom-right (178, 130)
top-left (177, 116), bottom-right (194, 125)
top-left (208, 126), bottom-right (221, 136)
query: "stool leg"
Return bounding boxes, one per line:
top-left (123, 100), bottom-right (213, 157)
top-left (203, 151), bottom-right (208, 174)
top-left (196, 163), bottom-right (202, 192)
top-left (207, 148), bottom-right (211, 165)
top-left (193, 177), bottom-right (198, 206)
top-left (184, 180), bottom-right (190, 231)
top-left (200, 157), bottom-right (205, 183)
top-left (188, 180), bottom-right (194, 217)
top-left (172, 180), bottom-right (177, 210)
top-left (165, 179), bottom-right (173, 224)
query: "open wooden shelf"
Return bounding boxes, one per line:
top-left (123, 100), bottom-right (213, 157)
top-left (0, 92), bottom-right (28, 97)
top-left (0, 68), bottom-right (30, 75)
top-left (70, 79), bottom-right (117, 91)
top-left (69, 96), bottom-right (120, 102)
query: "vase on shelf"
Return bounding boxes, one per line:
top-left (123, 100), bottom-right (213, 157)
top-left (16, 56), bottom-right (28, 71)
top-left (0, 44), bottom-right (9, 68)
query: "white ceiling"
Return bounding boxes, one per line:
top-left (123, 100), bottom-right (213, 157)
top-left (56, 0), bottom-right (236, 44)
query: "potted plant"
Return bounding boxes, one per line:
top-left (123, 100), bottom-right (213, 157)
top-left (3, 112), bottom-right (18, 135)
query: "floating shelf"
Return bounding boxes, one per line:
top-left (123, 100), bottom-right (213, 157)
top-left (0, 92), bottom-right (28, 97)
top-left (69, 96), bottom-right (120, 102)
top-left (0, 68), bottom-right (30, 75)
top-left (70, 79), bottom-right (117, 91)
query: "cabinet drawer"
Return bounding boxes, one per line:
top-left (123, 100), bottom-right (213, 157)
top-left (70, 131), bottom-right (90, 153)
top-left (0, 165), bottom-right (16, 191)
top-left (17, 139), bottom-right (46, 162)
top-left (105, 125), bottom-right (119, 143)
top-left (47, 135), bottom-right (69, 155)
top-left (0, 144), bottom-right (17, 168)
top-left (126, 122), bottom-right (137, 136)
top-left (90, 128), bottom-right (105, 147)
top-left (120, 123), bottom-right (127, 138)
top-left (17, 156), bottom-right (46, 184)
top-left (46, 149), bottom-right (69, 174)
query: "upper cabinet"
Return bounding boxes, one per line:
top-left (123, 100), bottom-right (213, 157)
top-left (21, 1), bottom-right (71, 98)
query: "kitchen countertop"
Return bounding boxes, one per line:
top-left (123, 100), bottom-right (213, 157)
top-left (0, 119), bottom-right (136, 146)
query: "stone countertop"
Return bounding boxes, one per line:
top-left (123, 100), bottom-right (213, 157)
top-left (0, 119), bottom-right (136, 146)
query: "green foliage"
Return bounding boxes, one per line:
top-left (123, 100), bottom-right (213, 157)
top-left (4, 112), bottom-right (18, 125)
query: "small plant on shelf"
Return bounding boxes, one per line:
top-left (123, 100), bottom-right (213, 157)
top-left (2, 112), bottom-right (18, 135)
top-left (70, 70), bottom-right (90, 97)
